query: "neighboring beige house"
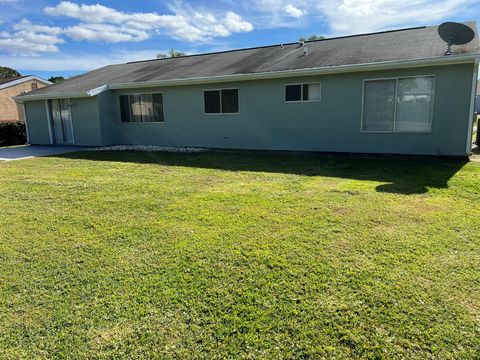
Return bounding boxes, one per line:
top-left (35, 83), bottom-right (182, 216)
top-left (0, 76), bottom-right (51, 122)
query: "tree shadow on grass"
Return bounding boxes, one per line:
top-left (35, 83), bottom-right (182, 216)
top-left (53, 150), bottom-right (468, 195)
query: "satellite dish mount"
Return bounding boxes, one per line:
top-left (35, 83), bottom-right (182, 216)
top-left (438, 22), bottom-right (475, 56)
top-left (444, 39), bottom-right (453, 56)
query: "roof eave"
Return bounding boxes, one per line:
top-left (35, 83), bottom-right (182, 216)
top-left (14, 90), bottom-right (91, 103)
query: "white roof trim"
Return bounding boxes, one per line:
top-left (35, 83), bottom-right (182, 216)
top-left (0, 75), bottom-right (51, 91)
top-left (15, 53), bottom-right (480, 102)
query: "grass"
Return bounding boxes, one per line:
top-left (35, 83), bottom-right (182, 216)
top-left (0, 150), bottom-right (479, 358)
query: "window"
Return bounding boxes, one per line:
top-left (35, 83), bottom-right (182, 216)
top-left (119, 93), bottom-right (164, 122)
top-left (285, 83), bottom-right (321, 102)
top-left (396, 77), bottom-right (435, 132)
top-left (31, 83), bottom-right (38, 91)
top-left (204, 89), bottom-right (239, 114)
top-left (362, 76), bottom-right (434, 133)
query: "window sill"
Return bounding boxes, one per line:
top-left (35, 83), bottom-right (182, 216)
top-left (285, 100), bottom-right (321, 103)
top-left (361, 130), bottom-right (432, 134)
top-left (120, 121), bottom-right (166, 124)
top-left (204, 112), bottom-right (240, 116)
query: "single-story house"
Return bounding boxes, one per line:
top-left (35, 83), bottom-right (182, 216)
top-left (16, 22), bottom-right (480, 156)
top-left (1, 76), bottom-right (51, 122)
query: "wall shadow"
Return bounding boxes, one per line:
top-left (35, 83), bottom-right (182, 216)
top-left (53, 150), bottom-right (468, 195)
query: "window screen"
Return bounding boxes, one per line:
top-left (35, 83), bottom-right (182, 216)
top-left (204, 89), bottom-right (239, 114)
top-left (221, 89), bottom-right (239, 113)
top-left (204, 90), bottom-right (221, 113)
top-left (304, 83), bottom-right (321, 101)
top-left (120, 93), bottom-right (164, 122)
top-left (362, 76), bottom-right (434, 133)
top-left (362, 80), bottom-right (396, 131)
top-left (395, 77), bottom-right (434, 132)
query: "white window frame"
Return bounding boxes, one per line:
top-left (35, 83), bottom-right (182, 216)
top-left (203, 88), bottom-right (240, 115)
top-left (284, 82), bottom-right (321, 103)
top-left (360, 75), bottom-right (436, 134)
top-left (119, 91), bottom-right (165, 123)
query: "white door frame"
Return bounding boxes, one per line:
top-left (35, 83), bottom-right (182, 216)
top-left (44, 100), bottom-right (53, 144)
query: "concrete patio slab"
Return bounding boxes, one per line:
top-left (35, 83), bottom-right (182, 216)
top-left (0, 145), bottom-right (89, 161)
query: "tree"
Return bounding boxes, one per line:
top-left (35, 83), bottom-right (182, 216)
top-left (157, 49), bottom-right (187, 59)
top-left (299, 35), bottom-right (326, 42)
top-left (48, 76), bottom-right (65, 83)
top-left (169, 48), bottom-right (186, 57)
top-left (0, 66), bottom-right (21, 78)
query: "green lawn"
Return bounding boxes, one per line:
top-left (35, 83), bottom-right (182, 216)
top-left (0, 150), bottom-right (479, 358)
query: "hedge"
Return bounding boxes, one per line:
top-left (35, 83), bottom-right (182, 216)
top-left (0, 121), bottom-right (26, 147)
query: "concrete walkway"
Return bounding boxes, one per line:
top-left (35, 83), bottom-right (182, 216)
top-left (0, 145), bottom-right (88, 161)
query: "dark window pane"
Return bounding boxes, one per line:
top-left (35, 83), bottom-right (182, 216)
top-left (204, 90), bottom-right (220, 113)
top-left (302, 84), bottom-right (308, 101)
top-left (130, 95), bottom-right (144, 122)
top-left (152, 93), bottom-right (164, 122)
top-left (120, 95), bottom-right (131, 122)
top-left (221, 89), bottom-right (239, 113)
top-left (285, 85), bottom-right (301, 102)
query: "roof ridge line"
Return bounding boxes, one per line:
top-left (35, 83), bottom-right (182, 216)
top-left (126, 25), bottom-right (428, 65)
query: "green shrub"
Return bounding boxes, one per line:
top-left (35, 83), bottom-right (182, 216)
top-left (0, 121), bottom-right (26, 146)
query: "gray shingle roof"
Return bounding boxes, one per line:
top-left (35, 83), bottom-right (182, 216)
top-left (24, 21), bottom-right (480, 98)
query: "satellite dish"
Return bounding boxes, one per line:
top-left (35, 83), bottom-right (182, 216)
top-left (438, 22), bottom-right (475, 55)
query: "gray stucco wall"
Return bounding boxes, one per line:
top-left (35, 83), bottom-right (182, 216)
top-left (24, 100), bottom-right (50, 145)
top-left (25, 62), bottom-right (476, 155)
top-left (70, 97), bottom-right (102, 146)
top-left (97, 91), bottom-right (120, 146)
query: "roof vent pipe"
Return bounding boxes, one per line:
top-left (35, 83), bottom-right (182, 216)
top-left (303, 46), bottom-right (309, 56)
top-left (298, 40), bottom-right (305, 47)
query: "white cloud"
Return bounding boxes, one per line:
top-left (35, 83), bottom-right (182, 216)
top-left (44, 1), bottom-right (254, 43)
top-left (240, 0), bottom-right (311, 28)
top-left (317, 0), bottom-right (479, 35)
top-left (0, 50), bottom-right (162, 71)
top-left (224, 11), bottom-right (254, 32)
top-left (284, 4), bottom-right (304, 18)
top-left (0, 19), bottom-right (63, 55)
top-left (243, 0), bottom-right (477, 34)
top-left (44, 2), bottom-right (130, 23)
top-left (13, 19), bottom-right (62, 35)
top-left (0, 1), bottom-right (254, 56)
top-left (64, 23), bottom-right (149, 43)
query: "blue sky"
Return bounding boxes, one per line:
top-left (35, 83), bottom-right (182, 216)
top-left (0, 0), bottom-right (479, 79)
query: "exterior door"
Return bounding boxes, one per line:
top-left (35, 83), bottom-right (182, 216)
top-left (50, 99), bottom-right (73, 144)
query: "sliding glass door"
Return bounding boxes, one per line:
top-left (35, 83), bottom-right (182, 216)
top-left (50, 99), bottom-right (74, 144)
